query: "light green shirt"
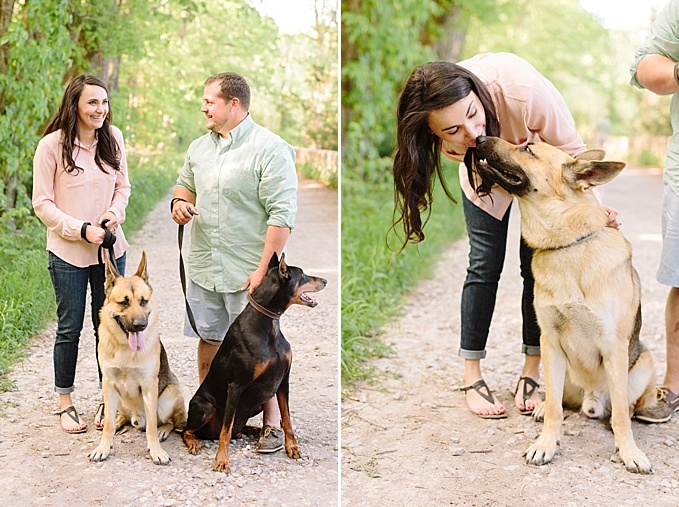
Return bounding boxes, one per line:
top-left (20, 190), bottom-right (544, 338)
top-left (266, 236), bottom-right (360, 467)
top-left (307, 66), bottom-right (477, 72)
top-left (177, 114), bottom-right (297, 292)
top-left (630, 0), bottom-right (679, 195)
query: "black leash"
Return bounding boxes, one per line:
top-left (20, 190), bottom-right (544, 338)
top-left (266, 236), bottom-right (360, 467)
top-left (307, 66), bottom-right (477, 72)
top-left (174, 201), bottom-right (203, 339)
top-left (97, 219), bottom-right (116, 265)
top-left (82, 219), bottom-right (116, 265)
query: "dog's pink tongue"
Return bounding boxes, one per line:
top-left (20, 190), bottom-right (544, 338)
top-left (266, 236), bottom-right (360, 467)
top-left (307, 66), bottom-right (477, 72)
top-left (128, 331), bottom-right (145, 351)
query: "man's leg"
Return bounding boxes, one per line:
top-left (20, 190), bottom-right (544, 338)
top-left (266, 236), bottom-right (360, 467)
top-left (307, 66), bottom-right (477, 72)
top-left (198, 338), bottom-right (220, 384)
top-left (664, 286), bottom-right (679, 394)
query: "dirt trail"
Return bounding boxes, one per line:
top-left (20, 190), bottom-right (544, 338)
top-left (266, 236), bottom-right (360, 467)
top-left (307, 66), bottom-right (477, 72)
top-left (0, 178), bottom-right (338, 507)
top-left (341, 165), bottom-right (679, 506)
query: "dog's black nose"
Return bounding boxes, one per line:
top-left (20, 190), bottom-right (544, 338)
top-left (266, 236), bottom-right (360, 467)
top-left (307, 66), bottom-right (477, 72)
top-left (476, 136), bottom-right (487, 145)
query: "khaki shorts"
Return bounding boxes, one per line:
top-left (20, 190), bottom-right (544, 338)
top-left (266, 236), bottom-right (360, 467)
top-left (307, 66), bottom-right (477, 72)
top-left (658, 179), bottom-right (679, 287)
top-left (184, 277), bottom-right (248, 345)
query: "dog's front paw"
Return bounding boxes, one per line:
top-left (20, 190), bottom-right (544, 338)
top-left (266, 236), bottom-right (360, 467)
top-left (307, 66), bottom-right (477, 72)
top-left (88, 444), bottom-right (112, 462)
top-left (213, 458), bottom-right (230, 474)
top-left (182, 432), bottom-right (202, 454)
top-left (149, 447), bottom-right (171, 465)
top-left (286, 442), bottom-right (301, 459)
top-left (531, 401), bottom-right (546, 422)
top-left (524, 438), bottom-right (558, 466)
top-left (618, 445), bottom-right (652, 474)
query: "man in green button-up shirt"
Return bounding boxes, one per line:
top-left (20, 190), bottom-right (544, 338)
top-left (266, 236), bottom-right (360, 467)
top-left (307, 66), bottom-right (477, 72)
top-left (171, 72), bottom-right (297, 452)
top-left (631, 0), bottom-right (679, 423)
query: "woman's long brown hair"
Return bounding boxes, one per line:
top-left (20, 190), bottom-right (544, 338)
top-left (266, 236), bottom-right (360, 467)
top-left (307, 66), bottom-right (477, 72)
top-left (43, 74), bottom-right (121, 174)
top-left (391, 61), bottom-right (500, 253)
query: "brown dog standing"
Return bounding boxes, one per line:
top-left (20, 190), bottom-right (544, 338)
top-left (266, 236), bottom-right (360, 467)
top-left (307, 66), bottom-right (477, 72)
top-left (474, 136), bottom-right (658, 473)
top-left (89, 251), bottom-right (187, 465)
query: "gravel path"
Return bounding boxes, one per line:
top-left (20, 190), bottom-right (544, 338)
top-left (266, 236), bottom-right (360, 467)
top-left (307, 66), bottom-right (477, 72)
top-left (341, 165), bottom-right (679, 506)
top-left (0, 178), bottom-right (338, 507)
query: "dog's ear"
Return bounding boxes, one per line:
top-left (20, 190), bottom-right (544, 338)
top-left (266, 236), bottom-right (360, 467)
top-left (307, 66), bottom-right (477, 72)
top-left (278, 252), bottom-right (290, 280)
top-left (564, 159), bottom-right (626, 190)
top-left (574, 149), bottom-right (606, 162)
top-left (134, 250), bottom-right (148, 282)
top-left (104, 249), bottom-right (121, 295)
top-left (268, 251), bottom-right (280, 271)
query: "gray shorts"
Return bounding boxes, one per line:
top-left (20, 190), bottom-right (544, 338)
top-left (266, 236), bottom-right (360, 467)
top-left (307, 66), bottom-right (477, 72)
top-left (184, 278), bottom-right (248, 344)
top-left (657, 180), bottom-right (679, 287)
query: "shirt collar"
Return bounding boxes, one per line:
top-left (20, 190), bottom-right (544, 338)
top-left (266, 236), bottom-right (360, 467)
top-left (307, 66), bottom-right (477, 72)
top-left (211, 113), bottom-right (254, 146)
top-left (75, 135), bottom-right (98, 152)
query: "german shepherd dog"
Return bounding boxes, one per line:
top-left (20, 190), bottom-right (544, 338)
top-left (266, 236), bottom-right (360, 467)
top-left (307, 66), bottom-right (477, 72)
top-left (88, 251), bottom-right (187, 465)
top-left (181, 253), bottom-right (327, 473)
top-left (474, 136), bottom-right (658, 473)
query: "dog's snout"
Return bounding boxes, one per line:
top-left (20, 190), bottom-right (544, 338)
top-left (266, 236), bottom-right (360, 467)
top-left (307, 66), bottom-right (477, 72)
top-left (130, 318), bottom-right (148, 332)
top-left (476, 135), bottom-right (487, 145)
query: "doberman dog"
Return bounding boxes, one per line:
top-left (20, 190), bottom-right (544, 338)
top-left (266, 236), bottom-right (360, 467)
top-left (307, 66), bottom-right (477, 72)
top-left (181, 252), bottom-right (327, 473)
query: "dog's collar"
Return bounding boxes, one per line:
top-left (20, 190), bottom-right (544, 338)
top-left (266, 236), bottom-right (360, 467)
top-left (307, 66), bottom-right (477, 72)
top-left (544, 229), bottom-right (600, 251)
top-left (247, 293), bottom-right (282, 320)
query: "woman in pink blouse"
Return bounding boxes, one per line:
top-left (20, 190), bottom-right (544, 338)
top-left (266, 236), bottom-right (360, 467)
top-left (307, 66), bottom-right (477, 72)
top-left (392, 53), bottom-right (617, 419)
top-left (32, 75), bottom-right (130, 433)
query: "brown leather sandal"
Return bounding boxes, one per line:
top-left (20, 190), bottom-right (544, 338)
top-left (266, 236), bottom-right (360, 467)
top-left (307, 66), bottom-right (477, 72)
top-left (55, 406), bottom-right (87, 434)
top-left (514, 376), bottom-right (540, 415)
top-left (461, 379), bottom-right (507, 419)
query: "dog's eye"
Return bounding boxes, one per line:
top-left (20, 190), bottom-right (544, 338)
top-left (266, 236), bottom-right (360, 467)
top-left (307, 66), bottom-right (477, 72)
top-left (118, 299), bottom-right (129, 309)
top-left (521, 143), bottom-right (535, 156)
top-left (139, 298), bottom-right (148, 307)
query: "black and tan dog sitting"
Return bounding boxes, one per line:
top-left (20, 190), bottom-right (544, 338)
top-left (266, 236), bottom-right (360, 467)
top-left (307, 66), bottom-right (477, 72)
top-left (181, 253), bottom-right (327, 473)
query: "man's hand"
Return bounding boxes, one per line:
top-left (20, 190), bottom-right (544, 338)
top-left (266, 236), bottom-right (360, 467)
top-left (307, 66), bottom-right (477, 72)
top-left (242, 267), bottom-right (267, 294)
top-left (172, 200), bottom-right (199, 225)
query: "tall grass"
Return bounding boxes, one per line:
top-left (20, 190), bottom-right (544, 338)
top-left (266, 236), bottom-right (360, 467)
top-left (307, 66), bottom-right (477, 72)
top-left (0, 148), bottom-right (185, 390)
top-left (341, 160), bottom-right (466, 384)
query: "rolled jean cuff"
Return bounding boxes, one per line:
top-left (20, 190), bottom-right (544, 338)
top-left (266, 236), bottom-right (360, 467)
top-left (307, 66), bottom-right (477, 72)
top-left (458, 348), bottom-right (487, 360)
top-left (55, 385), bottom-right (74, 395)
top-left (522, 344), bottom-right (541, 356)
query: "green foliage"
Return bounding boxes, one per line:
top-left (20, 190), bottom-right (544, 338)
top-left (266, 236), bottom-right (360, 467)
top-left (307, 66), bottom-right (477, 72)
top-left (0, 0), bottom-right (77, 211)
top-left (341, 161), bottom-right (465, 383)
top-left (342, 0), bottom-right (438, 184)
top-left (298, 161), bottom-right (338, 189)
top-left (635, 149), bottom-right (661, 167)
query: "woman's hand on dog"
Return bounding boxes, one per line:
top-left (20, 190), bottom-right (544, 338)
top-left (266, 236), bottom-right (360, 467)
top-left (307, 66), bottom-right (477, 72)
top-left (604, 205), bottom-right (621, 229)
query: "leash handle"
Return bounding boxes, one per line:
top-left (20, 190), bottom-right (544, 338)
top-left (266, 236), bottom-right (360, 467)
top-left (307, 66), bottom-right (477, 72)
top-left (97, 219), bottom-right (116, 265)
top-left (178, 223), bottom-right (203, 339)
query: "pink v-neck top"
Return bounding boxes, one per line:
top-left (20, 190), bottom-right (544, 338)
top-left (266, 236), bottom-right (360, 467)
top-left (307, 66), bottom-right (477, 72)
top-left (32, 126), bottom-right (131, 267)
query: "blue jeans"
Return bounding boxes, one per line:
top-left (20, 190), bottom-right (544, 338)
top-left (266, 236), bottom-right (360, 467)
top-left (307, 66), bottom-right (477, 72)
top-left (459, 193), bottom-right (540, 359)
top-left (48, 251), bottom-right (126, 394)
